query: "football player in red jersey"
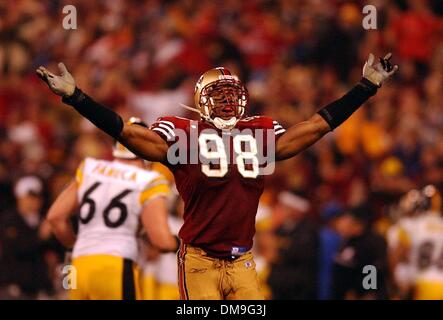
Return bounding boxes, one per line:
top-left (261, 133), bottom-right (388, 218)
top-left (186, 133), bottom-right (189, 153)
top-left (37, 53), bottom-right (397, 299)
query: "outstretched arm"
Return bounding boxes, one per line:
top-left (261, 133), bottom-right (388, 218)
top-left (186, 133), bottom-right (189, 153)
top-left (36, 64), bottom-right (169, 162)
top-left (276, 113), bottom-right (330, 161)
top-left (276, 53), bottom-right (398, 161)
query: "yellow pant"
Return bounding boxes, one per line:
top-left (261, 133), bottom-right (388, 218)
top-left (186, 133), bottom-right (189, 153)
top-left (157, 283), bottom-right (180, 300)
top-left (70, 255), bottom-right (141, 300)
top-left (141, 274), bottom-right (157, 300)
top-left (414, 280), bottom-right (443, 300)
top-left (141, 274), bottom-right (179, 300)
top-left (177, 243), bottom-right (264, 300)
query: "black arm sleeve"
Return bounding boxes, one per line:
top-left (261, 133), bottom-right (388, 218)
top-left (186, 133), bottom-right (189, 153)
top-left (62, 87), bottom-right (124, 139)
top-left (317, 78), bottom-right (378, 130)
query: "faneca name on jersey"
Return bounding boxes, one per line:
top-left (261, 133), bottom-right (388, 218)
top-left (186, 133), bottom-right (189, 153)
top-left (160, 119), bottom-right (277, 177)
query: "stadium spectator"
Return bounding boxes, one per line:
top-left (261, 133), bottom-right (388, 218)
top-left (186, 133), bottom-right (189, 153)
top-left (0, 176), bottom-right (53, 299)
top-left (331, 205), bottom-right (388, 300)
top-left (317, 202), bottom-right (342, 300)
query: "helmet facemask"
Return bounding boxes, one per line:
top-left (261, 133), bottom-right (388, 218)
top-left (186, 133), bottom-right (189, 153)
top-left (199, 78), bottom-right (248, 129)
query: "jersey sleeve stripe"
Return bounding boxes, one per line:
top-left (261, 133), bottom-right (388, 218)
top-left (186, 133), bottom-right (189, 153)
top-left (76, 160), bottom-right (85, 186)
top-left (145, 179), bottom-right (169, 190)
top-left (158, 123), bottom-right (175, 137)
top-left (273, 120), bottom-right (285, 134)
top-left (144, 176), bottom-right (169, 190)
top-left (397, 227), bottom-right (411, 247)
top-left (153, 127), bottom-right (172, 140)
top-left (139, 184), bottom-right (170, 205)
top-left (159, 120), bottom-right (175, 129)
top-left (275, 128), bottom-right (286, 135)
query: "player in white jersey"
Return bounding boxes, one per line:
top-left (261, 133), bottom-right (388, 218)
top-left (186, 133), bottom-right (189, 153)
top-left (386, 189), bottom-right (422, 298)
top-left (46, 118), bottom-right (179, 300)
top-left (388, 185), bottom-right (443, 299)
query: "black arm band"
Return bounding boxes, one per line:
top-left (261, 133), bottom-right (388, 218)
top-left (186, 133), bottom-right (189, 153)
top-left (62, 87), bottom-right (124, 139)
top-left (317, 78), bottom-right (378, 130)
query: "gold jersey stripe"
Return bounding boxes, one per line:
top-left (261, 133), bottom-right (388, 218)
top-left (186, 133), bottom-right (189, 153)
top-left (397, 227), bottom-right (411, 247)
top-left (151, 163), bottom-right (174, 183)
top-left (144, 175), bottom-right (169, 189)
top-left (76, 160), bottom-right (86, 186)
top-left (139, 184), bottom-right (170, 205)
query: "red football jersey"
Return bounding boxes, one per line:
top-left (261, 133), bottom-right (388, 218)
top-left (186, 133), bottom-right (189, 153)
top-left (151, 116), bottom-right (285, 257)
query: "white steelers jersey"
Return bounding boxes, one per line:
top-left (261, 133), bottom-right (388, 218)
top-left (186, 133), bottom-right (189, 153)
top-left (387, 217), bottom-right (415, 250)
top-left (73, 157), bottom-right (169, 261)
top-left (402, 212), bottom-right (443, 284)
top-left (386, 217), bottom-right (416, 287)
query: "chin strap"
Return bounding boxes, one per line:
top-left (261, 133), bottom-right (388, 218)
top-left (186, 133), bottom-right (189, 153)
top-left (212, 116), bottom-right (238, 130)
top-left (179, 103), bottom-right (238, 130)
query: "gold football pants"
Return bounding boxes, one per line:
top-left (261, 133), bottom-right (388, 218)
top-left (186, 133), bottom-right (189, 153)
top-left (177, 243), bottom-right (264, 300)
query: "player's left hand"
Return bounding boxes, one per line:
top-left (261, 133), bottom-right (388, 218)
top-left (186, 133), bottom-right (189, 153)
top-left (362, 53), bottom-right (398, 87)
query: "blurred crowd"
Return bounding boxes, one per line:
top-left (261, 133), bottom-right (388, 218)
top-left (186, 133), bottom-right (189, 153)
top-left (1, 0), bottom-right (443, 299)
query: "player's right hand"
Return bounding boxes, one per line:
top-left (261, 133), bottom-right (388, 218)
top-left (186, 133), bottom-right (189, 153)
top-left (362, 53), bottom-right (398, 87)
top-left (36, 63), bottom-right (76, 98)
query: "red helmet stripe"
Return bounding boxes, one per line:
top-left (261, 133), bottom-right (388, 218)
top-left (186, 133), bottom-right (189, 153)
top-left (216, 67), bottom-right (231, 76)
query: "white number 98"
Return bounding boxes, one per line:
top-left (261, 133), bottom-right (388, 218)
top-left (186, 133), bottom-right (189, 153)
top-left (199, 134), bottom-right (259, 178)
